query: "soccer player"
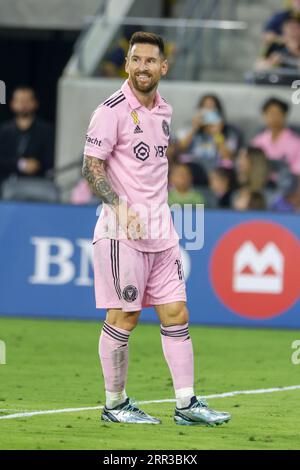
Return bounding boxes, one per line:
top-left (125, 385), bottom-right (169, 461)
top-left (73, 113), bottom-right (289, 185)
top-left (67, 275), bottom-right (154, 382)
top-left (82, 31), bottom-right (231, 426)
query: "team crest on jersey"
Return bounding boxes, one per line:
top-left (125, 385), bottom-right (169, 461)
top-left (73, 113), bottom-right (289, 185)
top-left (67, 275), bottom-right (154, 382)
top-left (131, 110), bottom-right (143, 134)
top-left (162, 119), bottom-right (170, 137)
top-left (123, 285), bottom-right (138, 302)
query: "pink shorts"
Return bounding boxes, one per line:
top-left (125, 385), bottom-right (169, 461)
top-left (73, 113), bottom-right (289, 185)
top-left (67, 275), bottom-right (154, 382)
top-left (93, 239), bottom-right (187, 312)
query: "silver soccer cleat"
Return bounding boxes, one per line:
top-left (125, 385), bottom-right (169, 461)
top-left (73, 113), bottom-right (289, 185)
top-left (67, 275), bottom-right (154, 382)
top-left (101, 398), bottom-right (161, 424)
top-left (174, 396), bottom-right (231, 426)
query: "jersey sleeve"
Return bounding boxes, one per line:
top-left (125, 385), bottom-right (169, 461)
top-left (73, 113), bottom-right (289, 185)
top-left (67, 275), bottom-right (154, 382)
top-left (84, 105), bottom-right (118, 160)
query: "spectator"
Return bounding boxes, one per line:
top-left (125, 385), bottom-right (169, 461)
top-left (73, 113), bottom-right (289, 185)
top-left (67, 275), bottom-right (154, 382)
top-left (101, 26), bottom-right (139, 78)
top-left (70, 178), bottom-right (93, 205)
top-left (232, 146), bottom-right (269, 211)
top-left (209, 167), bottom-right (236, 208)
top-left (232, 188), bottom-right (266, 211)
top-left (0, 86), bottom-right (54, 183)
top-left (271, 174), bottom-right (300, 212)
top-left (198, 94), bottom-right (243, 148)
top-left (236, 146), bottom-right (270, 191)
top-left (263, 0), bottom-right (300, 45)
top-left (168, 163), bottom-right (204, 206)
top-left (257, 17), bottom-right (300, 70)
top-left (252, 97), bottom-right (300, 175)
top-left (176, 94), bottom-right (242, 184)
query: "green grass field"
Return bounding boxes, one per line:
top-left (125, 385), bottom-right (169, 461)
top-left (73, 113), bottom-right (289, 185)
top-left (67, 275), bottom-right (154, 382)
top-left (0, 317), bottom-right (300, 450)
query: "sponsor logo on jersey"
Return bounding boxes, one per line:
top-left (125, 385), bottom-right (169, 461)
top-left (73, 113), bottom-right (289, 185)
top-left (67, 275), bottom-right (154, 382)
top-left (131, 110), bottom-right (143, 134)
top-left (134, 125), bottom-right (143, 134)
top-left (85, 135), bottom-right (102, 147)
top-left (133, 141), bottom-right (150, 161)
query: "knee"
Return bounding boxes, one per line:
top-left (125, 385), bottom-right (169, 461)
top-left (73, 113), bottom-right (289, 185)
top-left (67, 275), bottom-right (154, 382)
top-left (121, 312), bottom-right (139, 331)
top-left (106, 309), bottom-right (140, 332)
top-left (161, 304), bottom-right (189, 327)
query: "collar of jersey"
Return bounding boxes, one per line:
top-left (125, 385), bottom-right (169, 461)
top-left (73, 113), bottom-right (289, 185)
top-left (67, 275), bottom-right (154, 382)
top-left (121, 79), bottom-right (167, 111)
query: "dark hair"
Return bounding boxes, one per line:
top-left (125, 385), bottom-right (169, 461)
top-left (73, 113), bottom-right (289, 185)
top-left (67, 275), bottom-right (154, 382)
top-left (248, 191), bottom-right (266, 210)
top-left (262, 97), bottom-right (289, 114)
top-left (171, 162), bottom-right (192, 173)
top-left (198, 94), bottom-right (225, 120)
top-left (11, 86), bottom-right (38, 101)
top-left (128, 31), bottom-right (165, 57)
top-left (282, 15), bottom-right (300, 27)
top-left (211, 167), bottom-right (236, 188)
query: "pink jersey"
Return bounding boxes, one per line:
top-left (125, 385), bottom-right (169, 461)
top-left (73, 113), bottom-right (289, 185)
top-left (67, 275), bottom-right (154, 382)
top-left (252, 128), bottom-right (300, 175)
top-left (84, 79), bottom-right (179, 252)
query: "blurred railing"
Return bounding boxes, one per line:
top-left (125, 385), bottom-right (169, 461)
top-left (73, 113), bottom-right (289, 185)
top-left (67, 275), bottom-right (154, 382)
top-left (69, 17), bottom-right (247, 81)
top-left (246, 68), bottom-right (300, 87)
top-left (65, 0), bottom-right (248, 81)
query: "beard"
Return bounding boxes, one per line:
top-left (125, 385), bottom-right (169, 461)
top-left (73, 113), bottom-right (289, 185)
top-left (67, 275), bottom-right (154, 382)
top-left (14, 111), bottom-right (35, 119)
top-left (131, 73), bottom-right (159, 94)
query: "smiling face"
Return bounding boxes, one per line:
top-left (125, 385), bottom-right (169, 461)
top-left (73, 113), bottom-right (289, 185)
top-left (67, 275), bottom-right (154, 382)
top-left (125, 42), bottom-right (168, 94)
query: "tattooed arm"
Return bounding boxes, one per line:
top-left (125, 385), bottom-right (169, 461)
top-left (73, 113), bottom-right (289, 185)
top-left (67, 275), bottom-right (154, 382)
top-left (82, 155), bottom-right (119, 208)
top-left (82, 155), bottom-right (144, 239)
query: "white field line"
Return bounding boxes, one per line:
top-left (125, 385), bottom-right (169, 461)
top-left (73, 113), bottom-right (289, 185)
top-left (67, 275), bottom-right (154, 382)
top-left (0, 409), bottom-right (23, 412)
top-left (0, 384), bottom-right (300, 421)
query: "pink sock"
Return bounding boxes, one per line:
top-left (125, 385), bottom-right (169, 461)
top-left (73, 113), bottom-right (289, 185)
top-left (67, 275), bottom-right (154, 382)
top-left (99, 321), bottom-right (131, 407)
top-left (161, 323), bottom-right (195, 407)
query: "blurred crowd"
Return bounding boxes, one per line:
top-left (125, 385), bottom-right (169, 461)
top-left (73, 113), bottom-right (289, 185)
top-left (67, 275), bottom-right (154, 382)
top-left (2, 88), bottom-right (300, 213)
top-left (71, 92), bottom-right (300, 213)
top-left (166, 93), bottom-right (300, 213)
top-left (100, 1), bottom-right (300, 78)
top-left (1, 1), bottom-right (300, 212)
top-left (256, 0), bottom-right (300, 73)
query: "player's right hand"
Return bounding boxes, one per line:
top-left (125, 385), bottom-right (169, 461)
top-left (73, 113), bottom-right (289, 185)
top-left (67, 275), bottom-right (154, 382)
top-left (116, 202), bottom-right (146, 240)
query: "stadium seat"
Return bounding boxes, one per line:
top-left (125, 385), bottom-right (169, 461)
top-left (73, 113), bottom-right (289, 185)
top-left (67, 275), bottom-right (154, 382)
top-left (1, 175), bottom-right (60, 203)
